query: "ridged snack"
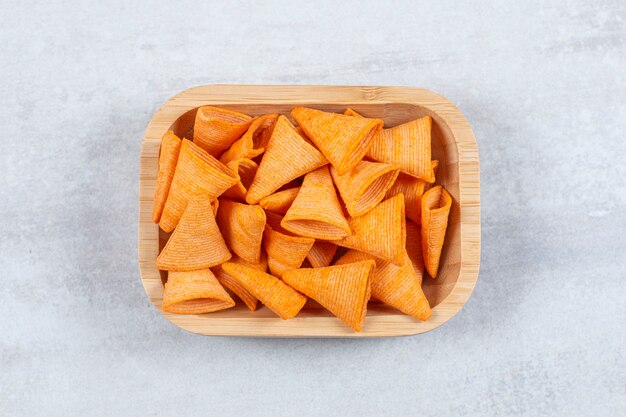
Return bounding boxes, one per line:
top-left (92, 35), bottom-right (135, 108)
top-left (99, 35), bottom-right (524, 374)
top-left (335, 250), bottom-right (431, 321)
top-left (282, 260), bottom-right (375, 331)
top-left (246, 115), bottom-right (328, 204)
top-left (193, 106), bottom-right (253, 156)
top-left (405, 220), bottom-right (425, 280)
top-left (385, 160), bottom-right (437, 225)
top-left (330, 161), bottom-right (400, 217)
top-left (281, 166), bottom-right (351, 240)
top-left (157, 195), bottom-right (232, 271)
top-left (221, 262), bottom-right (307, 319)
top-left (367, 116), bottom-right (434, 183)
top-left (152, 131), bottom-right (182, 224)
top-left (216, 199), bottom-right (266, 263)
top-left (306, 241), bottom-right (338, 268)
top-left (263, 212), bottom-right (315, 278)
top-left (162, 269), bottom-right (235, 314)
top-left (292, 107), bottom-right (383, 175)
top-left (424, 160), bottom-right (440, 193)
top-left (333, 194), bottom-right (406, 265)
top-left (221, 158), bottom-right (258, 202)
top-left (421, 185), bottom-right (452, 278)
top-left (220, 113), bottom-right (278, 164)
top-left (212, 253), bottom-right (268, 311)
top-left (259, 187), bottom-right (300, 215)
top-left (159, 140), bottom-right (238, 232)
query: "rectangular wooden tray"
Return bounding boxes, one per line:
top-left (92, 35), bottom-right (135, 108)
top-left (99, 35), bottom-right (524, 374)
top-left (138, 85), bottom-right (480, 337)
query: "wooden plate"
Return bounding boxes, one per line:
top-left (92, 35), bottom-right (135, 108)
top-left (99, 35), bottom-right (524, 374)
top-left (139, 85), bottom-right (480, 337)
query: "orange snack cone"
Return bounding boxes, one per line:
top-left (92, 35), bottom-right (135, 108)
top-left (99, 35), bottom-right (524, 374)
top-left (153, 131), bottom-right (182, 224)
top-left (220, 113), bottom-right (279, 164)
top-left (193, 106), bottom-right (253, 156)
top-left (157, 195), bottom-right (231, 271)
top-left (281, 166), bottom-right (351, 240)
top-left (367, 116), bottom-right (434, 182)
top-left (335, 250), bottom-right (431, 321)
top-left (421, 185), bottom-right (452, 278)
top-left (162, 269), bottom-right (235, 314)
top-left (424, 160), bottom-right (439, 193)
top-left (333, 194), bottom-right (406, 265)
top-left (385, 160), bottom-right (439, 223)
top-left (216, 199), bottom-right (266, 263)
top-left (405, 220), bottom-right (425, 280)
top-left (259, 187), bottom-right (300, 215)
top-left (385, 173), bottom-right (427, 223)
top-left (330, 161), bottom-right (400, 217)
top-left (263, 212), bottom-right (315, 278)
top-left (291, 107), bottom-right (384, 175)
top-left (212, 253), bottom-right (268, 311)
top-left (306, 241), bottom-right (338, 268)
top-left (221, 262), bottom-right (307, 319)
top-left (221, 158), bottom-right (258, 202)
top-left (159, 140), bottom-right (238, 232)
top-left (246, 115), bottom-right (328, 204)
top-left (282, 261), bottom-right (375, 331)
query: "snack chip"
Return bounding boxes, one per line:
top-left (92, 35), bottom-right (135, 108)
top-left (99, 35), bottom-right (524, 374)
top-left (282, 260), bottom-right (375, 331)
top-left (221, 262), bottom-right (307, 319)
top-left (212, 253), bottom-right (268, 311)
top-left (387, 174), bottom-right (426, 224)
top-left (259, 187), bottom-right (300, 214)
top-left (221, 158), bottom-right (258, 202)
top-left (424, 160), bottom-right (439, 192)
top-left (385, 160), bottom-right (439, 223)
top-left (159, 140), bottom-right (238, 232)
top-left (421, 185), bottom-right (452, 278)
top-left (162, 269), bottom-right (235, 314)
top-left (405, 220), bottom-right (425, 280)
top-left (333, 194), bottom-right (406, 265)
top-left (152, 131), bottom-right (182, 224)
top-left (157, 195), bottom-right (232, 270)
top-left (263, 216), bottom-right (315, 278)
top-left (193, 106), bottom-right (253, 156)
top-left (367, 116), bottom-right (434, 183)
top-left (216, 199), bottom-right (266, 263)
top-left (306, 241), bottom-right (338, 268)
top-left (246, 115), bottom-right (328, 204)
top-left (336, 250), bottom-right (431, 321)
top-left (219, 114), bottom-right (278, 164)
top-left (331, 161), bottom-right (400, 217)
top-left (281, 166), bottom-right (350, 240)
top-left (292, 107), bottom-right (384, 175)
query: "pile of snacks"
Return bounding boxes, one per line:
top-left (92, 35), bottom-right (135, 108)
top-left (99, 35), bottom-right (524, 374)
top-left (152, 106), bottom-right (451, 332)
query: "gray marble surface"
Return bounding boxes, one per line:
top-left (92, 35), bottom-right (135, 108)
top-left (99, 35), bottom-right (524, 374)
top-left (1, 1), bottom-right (625, 416)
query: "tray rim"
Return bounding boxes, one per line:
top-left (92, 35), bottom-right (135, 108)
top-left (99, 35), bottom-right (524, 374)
top-left (138, 84), bottom-right (480, 337)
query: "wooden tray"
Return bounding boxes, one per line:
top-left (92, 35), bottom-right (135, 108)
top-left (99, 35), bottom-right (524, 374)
top-left (138, 85), bottom-right (480, 337)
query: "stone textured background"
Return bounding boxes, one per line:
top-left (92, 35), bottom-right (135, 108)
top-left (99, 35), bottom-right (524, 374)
top-left (1, 1), bottom-right (624, 416)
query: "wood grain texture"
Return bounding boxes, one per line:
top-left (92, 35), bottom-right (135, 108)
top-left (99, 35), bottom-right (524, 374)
top-left (138, 85), bottom-right (480, 337)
